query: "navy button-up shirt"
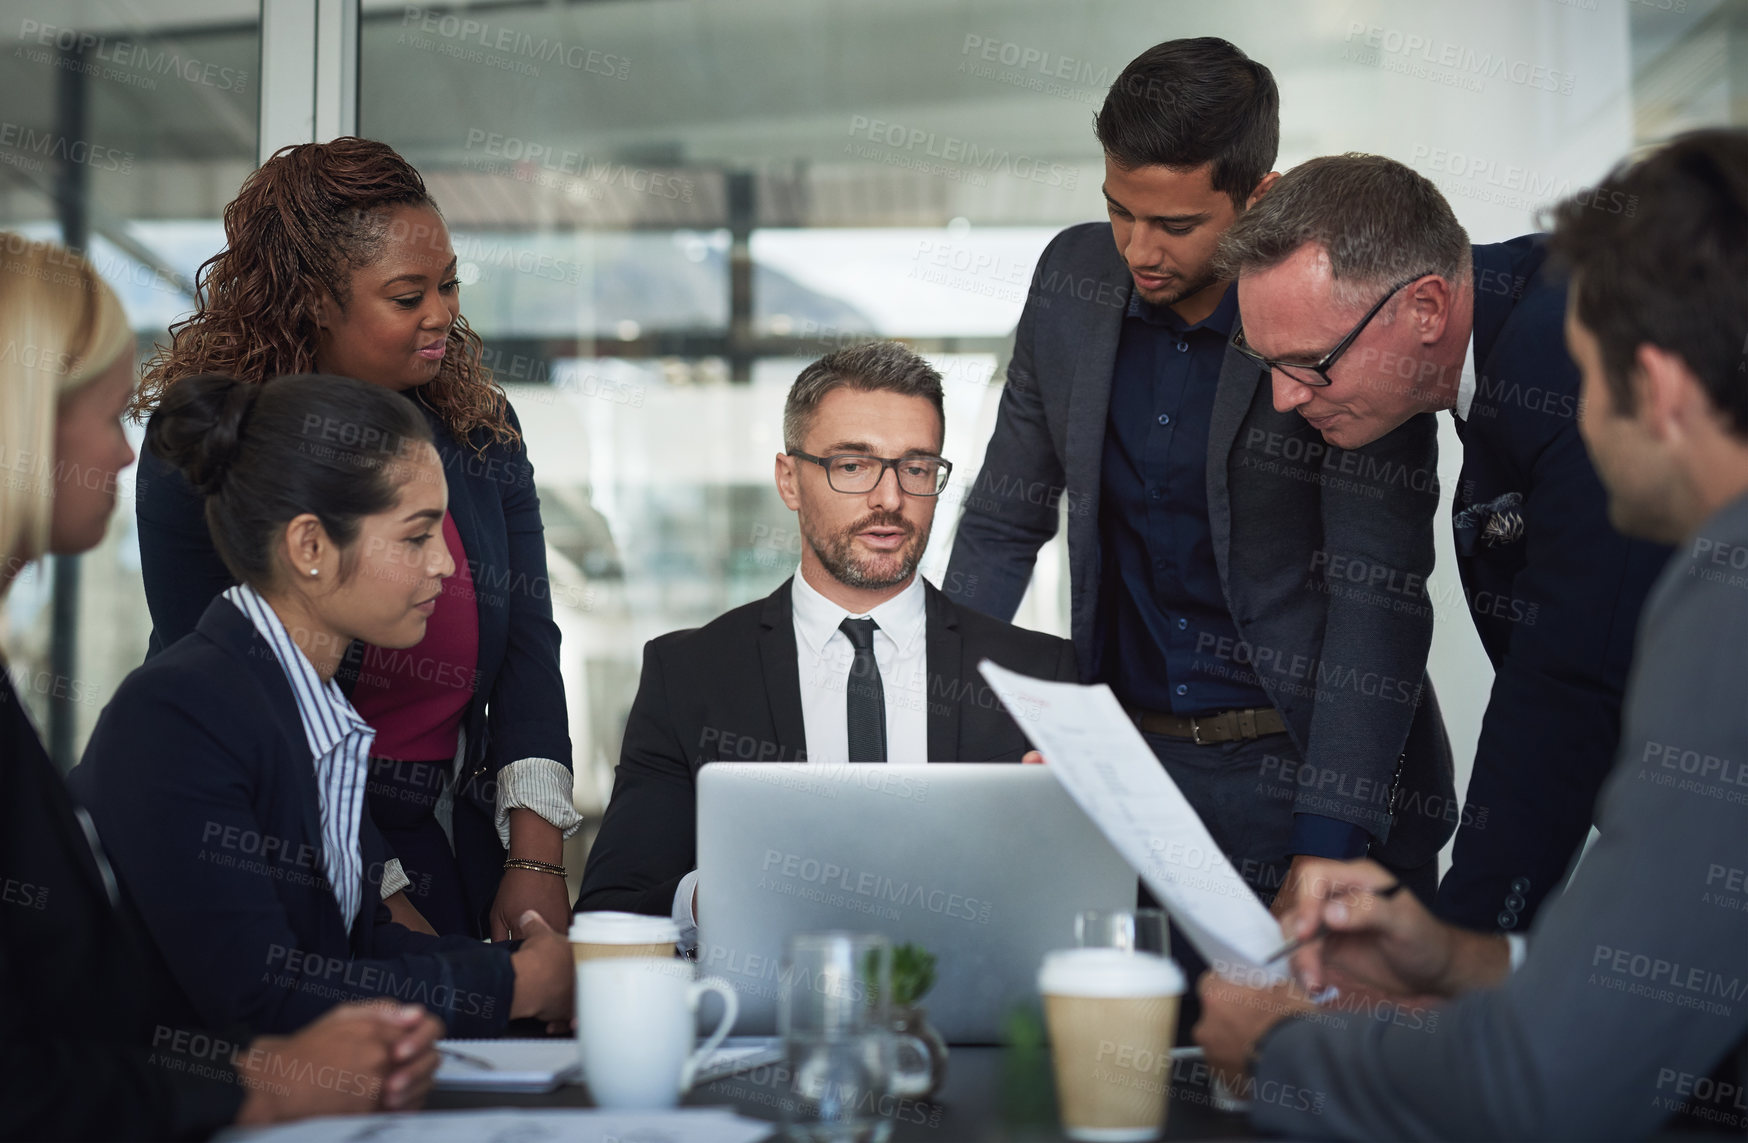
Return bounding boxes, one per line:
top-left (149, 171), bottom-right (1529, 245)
top-left (1094, 283), bottom-right (1367, 859)
top-left (1096, 284), bottom-right (1268, 714)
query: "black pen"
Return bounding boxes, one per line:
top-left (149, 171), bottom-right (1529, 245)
top-left (1263, 881), bottom-right (1405, 965)
top-left (436, 1045), bottom-right (497, 1070)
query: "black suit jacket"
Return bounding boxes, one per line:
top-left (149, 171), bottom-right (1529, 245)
top-left (135, 390), bottom-right (571, 931)
top-left (69, 598), bottom-right (515, 1038)
top-left (1434, 237), bottom-right (1670, 930)
top-left (944, 222), bottom-right (1454, 870)
top-left (1, 670), bottom-right (243, 1140)
top-left (576, 577), bottom-right (1078, 916)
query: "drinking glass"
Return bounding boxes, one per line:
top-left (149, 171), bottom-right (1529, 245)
top-left (1074, 908), bottom-right (1169, 955)
top-left (779, 931), bottom-right (895, 1143)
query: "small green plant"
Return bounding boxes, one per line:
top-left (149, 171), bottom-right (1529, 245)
top-left (890, 943), bottom-right (937, 1008)
top-left (864, 942), bottom-right (938, 1009)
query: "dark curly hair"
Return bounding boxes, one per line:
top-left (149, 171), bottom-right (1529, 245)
top-left (135, 137), bottom-right (518, 452)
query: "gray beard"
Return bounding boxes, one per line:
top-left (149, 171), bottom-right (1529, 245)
top-left (805, 519), bottom-right (926, 590)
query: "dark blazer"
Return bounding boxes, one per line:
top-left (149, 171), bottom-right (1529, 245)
top-left (69, 597), bottom-right (516, 1039)
top-left (944, 222), bottom-right (1455, 870)
top-left (1433, 237), bottom-right (1670, 930)
top-left (1, 670), bottom-right (244, 1140)
top-left (135, 388), bottom-right (571, 927)
top-left (576, 577), bottom-right (1079, 916)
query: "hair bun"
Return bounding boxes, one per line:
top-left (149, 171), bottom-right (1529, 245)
top-left (145, 373), bottom-right (263, 496)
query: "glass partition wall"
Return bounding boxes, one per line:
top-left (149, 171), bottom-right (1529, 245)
top-left (6, 0), bottom-right (1743, 876)
top-left (0, 0), bottom-right (259, 767)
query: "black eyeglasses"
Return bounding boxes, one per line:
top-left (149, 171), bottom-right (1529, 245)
top-left (788, 451), bottom-right (953, 496)
top-left (1230, 273), bottom-right (1433, 387)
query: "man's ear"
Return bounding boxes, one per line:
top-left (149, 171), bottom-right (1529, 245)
top-left (1401, 275), bottom-right (1455, 347)
top-left (1244, 171), bottom-right (1281, 210)
top-left (1635, 342), bottom-right (1703, 444)
top-left (775, 451), bottom-right (802, 511)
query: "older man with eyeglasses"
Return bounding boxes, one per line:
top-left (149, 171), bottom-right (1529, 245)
top-left (1216, 153), bottom-right (1671, 936)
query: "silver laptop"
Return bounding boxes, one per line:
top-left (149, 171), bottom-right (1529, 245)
top-left (696, 763), bottom-right (1135, 1044)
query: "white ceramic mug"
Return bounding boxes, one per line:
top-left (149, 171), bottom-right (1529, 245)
top-left (577, 956), bottom-right (739, 1109)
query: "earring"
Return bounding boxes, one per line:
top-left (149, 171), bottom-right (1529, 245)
top-left (309, 568), bottom-right (319, 577)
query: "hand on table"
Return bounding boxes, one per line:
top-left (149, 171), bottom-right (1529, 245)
top-left (509, 911), bottom-right (575, 1023)
top-left (234, 1002), bottom-right (444, 1125)
top-left (1192, 972), bottom-right (1317, 1090)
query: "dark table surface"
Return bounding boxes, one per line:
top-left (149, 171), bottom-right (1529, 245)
top-left (432, 1045), bottom-right (1256, 1142)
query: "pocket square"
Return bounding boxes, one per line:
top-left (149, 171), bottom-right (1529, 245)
top-left (1454, 491), bottom-right (1524, 556)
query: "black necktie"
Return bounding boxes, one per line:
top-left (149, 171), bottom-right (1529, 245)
top-left (839, 617), bottom-right (887, 763)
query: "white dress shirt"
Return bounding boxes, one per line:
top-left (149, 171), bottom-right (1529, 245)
top-left (1455, 325), bottom-right (1479, 421)
top-left (670, 569), bottom-right (933, 943)
top-left (791, 566), bottom-right (930, 764)
top-left (225, 585), bottom-right (375, 928)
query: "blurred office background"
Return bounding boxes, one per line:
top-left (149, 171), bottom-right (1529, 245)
top-left (2, 0), bottom-right (1743, 873)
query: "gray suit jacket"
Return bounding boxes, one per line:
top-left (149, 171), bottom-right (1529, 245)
top-left (945, 222), bottom-right (1454, 866)
top-left (1254, 491), bottom-right (1748, 1140)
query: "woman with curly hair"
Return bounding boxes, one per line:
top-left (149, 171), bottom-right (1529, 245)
top-left (133, 137), bottom-right (579, 943)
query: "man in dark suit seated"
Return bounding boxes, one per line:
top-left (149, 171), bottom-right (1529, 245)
top-left (1193, 127), bottom-right (1748, 1142)
top-left (944, 37), bottom-right (1455, 935)
top-left (577, 341), bottom-right (1077, 944)
top-left (1215, 152), bottom-right (1673, 933)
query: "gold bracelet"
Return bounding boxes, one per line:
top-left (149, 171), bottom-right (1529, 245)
top-left (503, 858), bottom-right (567, 877)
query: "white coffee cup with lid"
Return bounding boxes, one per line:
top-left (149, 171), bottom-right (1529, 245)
top-left (1039, 948), bottom-right (1186, 1142)
top-left (568, 910), bottom-right (679, 965)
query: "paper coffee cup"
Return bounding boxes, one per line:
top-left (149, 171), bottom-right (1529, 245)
top-left (1039, 948), bottom-right (1185, 1143)
top-left (569, 911), bottom-right (680, 966)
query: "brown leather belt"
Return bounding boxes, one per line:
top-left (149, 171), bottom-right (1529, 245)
top-left (1126, 704), bottom-right (1286, 745)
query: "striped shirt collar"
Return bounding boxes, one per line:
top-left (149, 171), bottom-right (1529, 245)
top-left (223, 584), bottom-right (375, 928)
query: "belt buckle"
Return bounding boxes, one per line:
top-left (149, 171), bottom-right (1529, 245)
top-left (1192, 711), bottom-right (1234, 745)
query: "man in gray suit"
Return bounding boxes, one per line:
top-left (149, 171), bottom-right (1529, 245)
top-left (1194, 129), bottom-right (1748, 1139)
top-left (945, 37), bottom-right (1454, 923)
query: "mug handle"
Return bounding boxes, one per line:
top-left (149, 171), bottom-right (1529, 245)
top-left (679, 976), bottom-right (740, 1092)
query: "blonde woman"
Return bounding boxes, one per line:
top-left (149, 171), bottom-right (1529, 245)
top-left (0, 234), bottom-right (444, 1138)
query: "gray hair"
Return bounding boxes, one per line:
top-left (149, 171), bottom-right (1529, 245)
top-left (1215, 153), bottom-right (1471, 308)
top-left (783, 341), bottom-right (945, 451)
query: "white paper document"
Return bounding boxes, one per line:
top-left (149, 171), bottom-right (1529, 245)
top-left (694, 1035), bottom-right (784, 1083)
top-left (435, 1038), bottom-right (581, 1092)
top-left (435, 1036), bottom-right (784, 1092)
top-left (978, 661), bottom-right (1288, 982)
top-left (231, 1108), bottom-right (775, 1143)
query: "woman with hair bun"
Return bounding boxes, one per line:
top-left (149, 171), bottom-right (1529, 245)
top-left (133, 137), bottom-right (578, 942)
top-left (74, 370), bottom-right (574, 1040)
top-left (0, 234), bottom-right (451, 1138)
